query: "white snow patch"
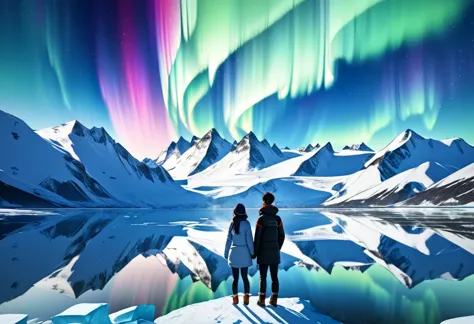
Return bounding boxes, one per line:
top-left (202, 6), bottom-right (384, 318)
top-left (441, 316), bottom-right (474, 324)
top-left (0, 314), bottom-right (28, 324)
top-left (154, 297), bottom-right (341, 323)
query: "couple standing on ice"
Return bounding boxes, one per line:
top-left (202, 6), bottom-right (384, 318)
top-left (224, 192), bottom-right (285, 307)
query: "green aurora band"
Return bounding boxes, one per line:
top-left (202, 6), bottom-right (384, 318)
top-left (1, 0), bottom-right (473, 158)
top-left (165, 0), bottom-right (468, 146)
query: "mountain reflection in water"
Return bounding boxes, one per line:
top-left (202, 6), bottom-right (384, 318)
top-left (0, 208), bottom-right (474, 324)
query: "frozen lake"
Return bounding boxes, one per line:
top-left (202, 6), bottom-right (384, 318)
top-left (1, 208), bottom-right (474, 323)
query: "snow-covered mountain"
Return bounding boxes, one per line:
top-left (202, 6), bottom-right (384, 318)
top-left (343, 142), bottom-right (373, 152)
top-left (152, 136), bottom-right (192, 168)
top-left (165, 129), bottom-right (232, 180)
top-left (366, 129), bottom-right (474, 181)
top-left (37, 121), bottom-right (203, 208)
top-left (0, 110), bottom-right (118, 208)
top-left (325, 162), bottom-right (452, 207)
top-left (401, 162), bottom-right (474, 206)
top-left (189, 132), bottom-right (287, 181)
top-left (2, 110), bottom-right (474, 208)
top-left (325, 130), bottom-right (474, 206)
top-left (299, 143), bottom-right (320, 153)
top-left (292, 143), bottom-right (374, 177)
top-left (190, 135), bottom-right (200, 145)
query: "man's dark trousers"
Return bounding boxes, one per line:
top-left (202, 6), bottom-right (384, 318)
top-left (259, 264), bottom-right (279, 293)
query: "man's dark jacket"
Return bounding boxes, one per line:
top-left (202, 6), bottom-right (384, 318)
top-left (254, 205), bottom-right (285, 265)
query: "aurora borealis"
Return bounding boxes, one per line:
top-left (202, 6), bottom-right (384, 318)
top-left (1, 1), bottom-right (474, 159)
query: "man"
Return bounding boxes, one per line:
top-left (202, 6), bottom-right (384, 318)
top-left (253, 192), bottom-right (285, 307)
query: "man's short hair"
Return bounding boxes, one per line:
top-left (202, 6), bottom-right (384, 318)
top-left (262, 192), bottom-right (275, 205)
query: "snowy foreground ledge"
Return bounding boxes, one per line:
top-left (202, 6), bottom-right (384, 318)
top-left (441, 316), bottom-right (474, 324)
top-left (154, 297), bottom-right (341, 324)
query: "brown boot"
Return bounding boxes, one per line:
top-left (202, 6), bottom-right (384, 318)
top-left (269, 293), bottom-right (278, 307)
top-left (257, 293), bottom-right (266, 307)
top-left (243, 294), bottom-right (250, 305)
top-left (232, 295), bottom-right (239, 305)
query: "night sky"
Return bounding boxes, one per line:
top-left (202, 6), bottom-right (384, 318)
top-left (1, 0), bottom-right (473, 159)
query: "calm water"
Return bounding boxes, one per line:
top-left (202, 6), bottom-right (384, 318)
top-left (1, 208), bottom-right (474, 324)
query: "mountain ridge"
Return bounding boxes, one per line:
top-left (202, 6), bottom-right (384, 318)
top-left (1, 110), bottom-right (474, 208)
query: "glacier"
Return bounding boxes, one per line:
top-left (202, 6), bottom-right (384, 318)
top-left (0, 110), bottom-right (204, 208)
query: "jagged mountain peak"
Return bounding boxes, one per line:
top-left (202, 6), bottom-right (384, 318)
top-left (291, 141), bottom-right (371, 177)
top-left (62, 120), bottom-right (88, 137)
top-left (261, 139), bottom-right (271, 147)
top-left (242, 131), bottom-right (259, 141)
top-left (320, 142), bottom-right (334, 153)
top-left (402, 129), bottom-right (425, 142)
top-left (232, 132), bottom-right (254, 150)
top-left (176, 136), bottom-right (185, 145)
top-left (199, 128), bottom-right (225, 144)
top-left (208, 128), bottom-right (220, 137)
top-left (365, 128), bottom-right (474, 182)
top-left (165, 128), bottom-right (232, 178)
top-left (299, 144), bottom-right (314, 153)
top-left (64, 119), bottom-right (84, 127)
top-left (152, 136), bottom-right (193, 168)
top-left (194, 132), bottom-right (287, 178)
top-left (343, 142), bottom-right (373, 152)
top-left (175, 136), bottom-right (191, 152)
top-left (90, 126), bottom-right (114, 144)
top-left (191, 135), bottom-right (200, 144)
top-left (271, 143), bottom-right (284, 156)
top-left (440, 137), bottom-right (473, 149)
top-left (39, 120), bottom-right (116, 146)
top-left (231, 140), bottom-right (238, 151)
top-left (234, 131), bottom-right (263, 152)
top-left (37, 118), bottom-right (178, 186)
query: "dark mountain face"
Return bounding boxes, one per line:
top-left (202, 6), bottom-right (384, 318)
top-left (231, 140), bottom-right (238, 151)
top-left (403, 174), bottom-right (474, 206)
top-left (176, 136), bottom-right (191, 153)
top-left (272, 143), bottom-right (284, 156)
top-left (191, 135), bottom-right (200, 144)
top-left (188, 129), bottom-right (231, 175)
top-left (0, 181), bottom-right (59, 208)
top-left (234, 132), bottom-right (267, 166)
top-left (344, 143), bottom-right (374, 152)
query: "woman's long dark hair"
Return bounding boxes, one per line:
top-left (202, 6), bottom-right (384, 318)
top-left (232, 215), bottom-right (248, 234)
top-left (232, 203), bottom-right (247, 234)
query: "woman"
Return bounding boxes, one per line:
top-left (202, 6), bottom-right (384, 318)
top-left (224, 203), bottom-right (254, 305)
